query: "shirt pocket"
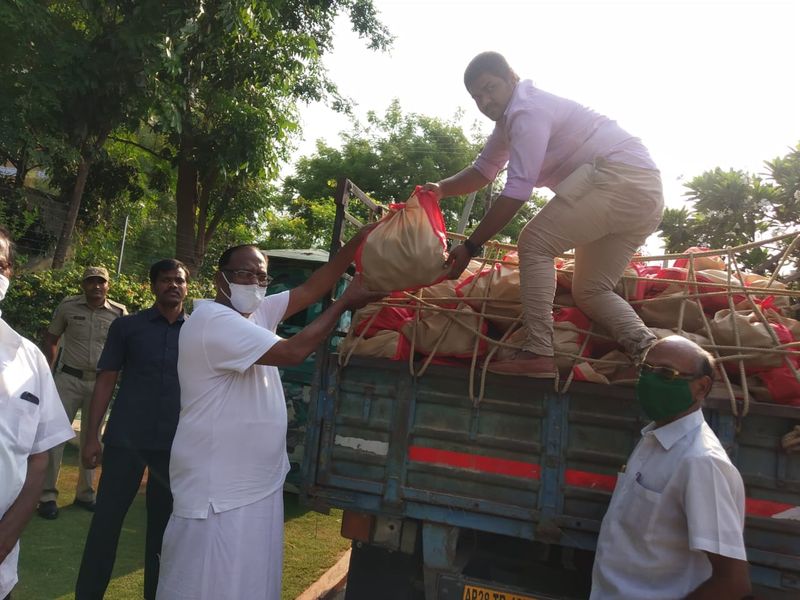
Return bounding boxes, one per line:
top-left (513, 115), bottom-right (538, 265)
top-left (68, 315), bottom-right (90, 343)
top-left (620, 477), bottom-right (662, 543)
top-left (0, 400), bottom-right (39, 454)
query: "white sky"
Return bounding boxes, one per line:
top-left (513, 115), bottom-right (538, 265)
top-left (288, 0), bottom-right (800, 251)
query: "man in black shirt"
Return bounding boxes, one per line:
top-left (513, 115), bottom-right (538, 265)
top-left (75, 259), bottom-right (188, 600)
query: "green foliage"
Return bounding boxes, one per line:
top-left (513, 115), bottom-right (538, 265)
top-left (267, 100), bottom-right (548, 249)
top-left (2, 268), bottom-right (214, 341)
top-left (658, 144), bottom-right (800, 272)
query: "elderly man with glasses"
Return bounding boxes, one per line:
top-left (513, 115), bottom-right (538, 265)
top-left (156, 233), bottom-right (383, 600)
top-left (591, 335), bottom-right (752, 599)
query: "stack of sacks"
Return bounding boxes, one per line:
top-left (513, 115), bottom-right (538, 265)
top-left (494, 307), bottom-right (611, 383)
top-left (340, 303), bottom-right (414, 361)
top-left (456, 257), bottom-right (522, 333)
top-left (341, 259), bottom-right (489, 362)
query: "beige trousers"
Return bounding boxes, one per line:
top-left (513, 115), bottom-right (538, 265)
top-left (518, 158), bottom-right (664, 361)
top-left (41, 370), bottom-right (96, 503)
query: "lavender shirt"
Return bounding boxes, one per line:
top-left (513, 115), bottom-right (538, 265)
top-left (473, 80), bottom-right (657, 201)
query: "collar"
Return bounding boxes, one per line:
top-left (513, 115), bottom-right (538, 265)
top-left (78, 294), bottom-right (112, 310)
top-left (501, 79), bottom-right (528, 121)
top-left (641, 409), bottom-right (704, 451)
top-left (145, 305), bottom-right (186, 323)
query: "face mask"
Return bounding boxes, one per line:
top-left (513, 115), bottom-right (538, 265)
top-left (0, 274), bottom-right (8, 302)
top-left (636, 370), bottom-right (696, 422)
top-left (221, 272), bottom-right (266, 314)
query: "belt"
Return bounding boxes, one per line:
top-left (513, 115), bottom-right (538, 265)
top-left (61, 364), bottom-right (96, 381)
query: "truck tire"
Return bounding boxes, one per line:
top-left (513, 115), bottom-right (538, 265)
top-left (344, 541), bottom-right (424, 600)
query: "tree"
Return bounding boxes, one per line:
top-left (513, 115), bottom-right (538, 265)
top-left (1, 0), bottom-right (178, 268)
top-left (657, 144), bottom-right (800, 273)
top-left (144, 0), bottom-right (392, 272)
top-left (269, 100), bottom-right (547, 249)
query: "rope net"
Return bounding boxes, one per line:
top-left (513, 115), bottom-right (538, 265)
top-left (339, 230), bottom-right (800, 414)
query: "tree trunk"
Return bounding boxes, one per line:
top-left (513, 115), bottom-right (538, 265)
top-left (51, 154), bottom-right (92, 269)
top-left (175, 133), bottom-right (199, 273)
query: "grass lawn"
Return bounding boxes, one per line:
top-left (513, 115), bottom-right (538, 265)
top-left (15, 444), bottom-right (350, 599)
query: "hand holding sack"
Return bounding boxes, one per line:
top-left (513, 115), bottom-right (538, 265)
top-left (355, 187), bottom-right (449, 293)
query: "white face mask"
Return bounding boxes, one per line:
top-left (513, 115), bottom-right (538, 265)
top-left (0, 274), bottom-right (8, 302)
top-left (221, 272), bottom-right (266, 314)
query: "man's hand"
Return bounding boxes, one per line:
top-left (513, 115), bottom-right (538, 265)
top-left (421, 182), bottom-right (443, 201)
top-left (341, 275), bottom-right (387, 310)
top-left (444, 244), bottom-right (472, 280)
top-left (82, 436), bottom-right (103, 469)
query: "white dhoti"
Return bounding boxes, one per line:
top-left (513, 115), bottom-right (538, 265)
top-left (155, 490), bottom-right (284, 600)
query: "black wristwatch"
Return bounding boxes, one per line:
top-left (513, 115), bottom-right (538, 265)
top-left (463, 238), bottom-right (483, 257)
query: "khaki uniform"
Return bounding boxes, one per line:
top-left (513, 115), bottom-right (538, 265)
top-left (40, 295), bottom-right (127, 503)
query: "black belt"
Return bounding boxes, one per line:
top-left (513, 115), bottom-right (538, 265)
top-left (61, 364), bottom-right (95, 380)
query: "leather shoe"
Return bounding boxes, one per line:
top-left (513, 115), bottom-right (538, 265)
top-left (73, 498), bottom-right (96, 512)
top-left (37, 500), bottom-right (59, 520)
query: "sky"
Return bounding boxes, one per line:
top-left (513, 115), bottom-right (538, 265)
top-left (288, 0), bottom-right (800, 251)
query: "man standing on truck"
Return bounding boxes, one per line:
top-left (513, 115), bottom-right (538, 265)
top-left (156, 232), bottom-right (383, 600)
top-left (423, 51), bottom-right (663, 378)
top-left (591, 335), bottom-right (751, 599)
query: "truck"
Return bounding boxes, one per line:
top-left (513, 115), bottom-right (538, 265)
top-left (265, 248), bottom-right (351, 492)
top-left (301, 179), bottom-right (800, 600)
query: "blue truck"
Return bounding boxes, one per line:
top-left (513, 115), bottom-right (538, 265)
top-left (301, 180), bottom-right (800, 600)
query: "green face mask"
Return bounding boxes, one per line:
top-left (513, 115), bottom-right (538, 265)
top-left (636, 370), bottom-right (696, 421)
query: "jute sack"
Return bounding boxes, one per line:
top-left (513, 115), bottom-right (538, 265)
top-left (456, 262), bottom-right (522, 332)
top-left (355, 187), bottom-right (448, 292)
top-left (340, 329), bottom-right (411, 361)
top-left (635, 292), bottom-right (707, 332)
top-left (401, 303), bottom-right (488, 358)
top-left (736, 273), bottom-right (790, 312)
top-left (419, 259), bottom-right (485, 305)
top-left (673, 247), bottom-right (725, 271)
top-left (352, 303), bottom-right (414, 338)
top-left (708, 309), bottom-right (789, 369)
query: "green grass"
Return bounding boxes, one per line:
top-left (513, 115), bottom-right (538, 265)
top-left (15, 445), bottom-right (350, 599)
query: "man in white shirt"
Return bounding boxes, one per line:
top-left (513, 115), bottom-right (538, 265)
top-left (156, 230), bottom-right (382, 600)
top-left (591, 335), bottom-right (751, 599)
top-left (424, 51), bottom-right (663, 377)
top-left (0, 226), bottom-right (74, 600)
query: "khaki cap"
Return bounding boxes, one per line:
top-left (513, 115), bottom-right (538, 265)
top-left (82, 266), bottom-right (110, 282)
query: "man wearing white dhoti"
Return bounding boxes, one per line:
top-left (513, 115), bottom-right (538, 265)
top-left (156, 234), bottom-right (381, 600)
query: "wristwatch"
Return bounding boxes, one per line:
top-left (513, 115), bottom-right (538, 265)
top-left (463, 239), bottom-right (483, 257)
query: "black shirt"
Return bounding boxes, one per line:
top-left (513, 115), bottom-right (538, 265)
top-left (98, 305), bottom-right (185, 450)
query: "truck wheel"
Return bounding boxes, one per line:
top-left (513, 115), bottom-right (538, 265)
top-left (344, 541), bottom-right (424, 600)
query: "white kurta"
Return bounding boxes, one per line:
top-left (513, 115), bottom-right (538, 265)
top-left (158, 292), bottom-right (291, 600)
top-left (0, 317), bottom-right (74, 597)
top-left (590, 409), bottom-right (747, 599)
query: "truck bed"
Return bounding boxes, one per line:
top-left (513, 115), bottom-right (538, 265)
top-left (302, 355), bottom-right (800, 597)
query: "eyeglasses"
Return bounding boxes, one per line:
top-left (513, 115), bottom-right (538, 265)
top-left (223, 269), bottom-right (272, 286)
top-left (640, 362), bottom-right (700, 381)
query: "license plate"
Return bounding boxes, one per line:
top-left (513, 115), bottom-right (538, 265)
top-left (461, 584), bottom-right (540, 600)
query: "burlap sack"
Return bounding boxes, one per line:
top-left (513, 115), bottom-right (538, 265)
top-left (636, 292), bottom-right (707, 332)
top-left (339, 329), bottom-right (411, 361)
top-left (419, 259), bottom-right (485, 305)
top-left (650, 328), bottom-right (711, 347)
top-left (708, 309), bottom-right (787, 369)
top-left (352, 303), bottom-right (414, 338)
top-left (401, 303), bottom-right (487, 357)
top-left (673, 247), bottom-right (725, 271)
top-left (355, 189), bottom-right (448, 292)
top-left (735, 273), bottom-right (790, 312)
top-left (456, 262), bottom-right (522, 332)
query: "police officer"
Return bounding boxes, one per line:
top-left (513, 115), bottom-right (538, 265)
top-left (37, 267), bottom-right (127, 520)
